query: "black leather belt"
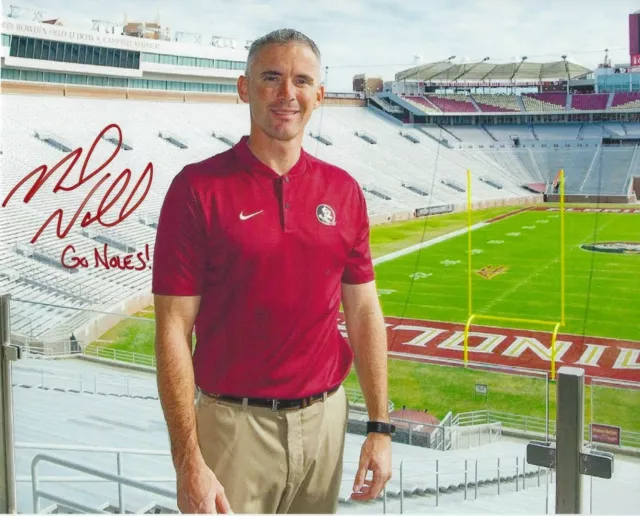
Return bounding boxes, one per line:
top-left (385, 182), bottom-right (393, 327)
top-left (200, 385), bottom-right (340, 411)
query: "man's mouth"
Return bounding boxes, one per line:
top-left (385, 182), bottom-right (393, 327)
top-left (271, 109), bottom-right (299, 116)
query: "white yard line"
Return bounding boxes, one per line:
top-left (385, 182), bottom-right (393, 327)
top-left (373, 222), bottom-right (488, 266)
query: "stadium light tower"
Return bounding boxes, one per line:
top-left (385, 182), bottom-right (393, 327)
top-left (511, 56), bottom-right (527, 93)
top-left (8, 4), bottom-right (43, 22)
top-left (561, 54), bottom-right (570, 95)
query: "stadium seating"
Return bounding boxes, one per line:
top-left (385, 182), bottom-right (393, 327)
top-left (570, 93), bottom-right (609, 111)
top-left (404, 95), bottom-right (441, 113)
top-left (472, 94), bottom-right (521, 112)
top-left (2, 94), bottom-right (541, 347)
top-left (5, 93), bottom-right (638, 350)
top-left (425, 94), bottom-right (479, 113)
top-left (522, 93), bottom-right (567, 112)
top-left (611, 91), bottom-right (640, 110)
top-left (581, 146), bottom-right (637, 194)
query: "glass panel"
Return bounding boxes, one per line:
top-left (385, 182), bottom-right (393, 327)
top-left (70, 44), bottom-right (79, 64)
top-left (9, 299), bottom-right (176, 513)
top-left (25, 37), bottom-right (34, 59)
top-left (32, 39), bottom-right (43, 60)
top-left (105, 48), bottom-right (114, 67)
top-left (16, 36), bottom-right (27, 58)
top-left (589, 377), bottom-right (640, 513)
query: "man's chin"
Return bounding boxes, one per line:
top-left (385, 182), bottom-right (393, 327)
top-left (266, 126), bottom-right (302, 143)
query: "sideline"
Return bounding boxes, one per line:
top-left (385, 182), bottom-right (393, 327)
top-left (373, 222), bottom-right (488, 266)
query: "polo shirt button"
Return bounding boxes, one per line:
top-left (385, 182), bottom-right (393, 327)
top-left (284, 177), bottom-right (289, 182)
top-left (285, 202), bottom-right (290, 209)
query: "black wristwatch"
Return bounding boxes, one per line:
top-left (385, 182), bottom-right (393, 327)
top-left (367, 421), bottom-right (396, 436)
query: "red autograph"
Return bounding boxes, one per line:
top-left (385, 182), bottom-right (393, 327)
top-left (1, 123), bottom-right (153, 244)
top-left (62, 243), bottom-right (151, 271)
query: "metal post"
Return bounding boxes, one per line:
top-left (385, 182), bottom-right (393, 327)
top-left (382, 485), bottom-right (386, 514)
top-left (117, 452), bottom-right (124, 513)
top-left (523, 457), bottom-right (527, 490)
top-left (435, 460), bottom-right (439, 507)
top-left (556, 367), bottom-right (584, 513)
top-left (1, 295), bottom-right (18, 514)
top-left (546, 373), bottom-right (550, 442)
top-left (399, 461), bottom-right (404, 514)
top-left (516, 457), bottom-right (519, 492)
top-left (464, 460), bottom-right (468, 500)
top-left (474, 460), bottom-right (478, 499)
top-left (497, 458), bottom-right (501, 495)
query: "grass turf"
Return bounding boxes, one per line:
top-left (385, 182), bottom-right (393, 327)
top-left (374, 209), bottom-right (640, 341)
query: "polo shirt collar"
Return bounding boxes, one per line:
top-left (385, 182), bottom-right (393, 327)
top-left (233, 135), bottom-right (307, 180)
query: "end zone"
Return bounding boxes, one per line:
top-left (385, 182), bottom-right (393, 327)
top-left (337, 315), bottom-right (640, 382)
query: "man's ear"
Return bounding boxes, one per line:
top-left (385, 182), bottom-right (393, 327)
top-left (315, 84), bottom-right (325, 109)
top-left (238, 75), bottom-right (250, 104)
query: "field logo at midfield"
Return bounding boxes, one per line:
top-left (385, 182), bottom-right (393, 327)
top-left (581, 242), bottom-right (640, 255)
top-left (476, 265), bottom-right (509, 279)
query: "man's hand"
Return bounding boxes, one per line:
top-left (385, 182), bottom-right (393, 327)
top-left (176, 460), bottom-right (233, 514)
top-left (351, 433), bottom-right (392, 501)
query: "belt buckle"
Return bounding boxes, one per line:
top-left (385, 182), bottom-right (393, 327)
top-left (271, 399), bottom-right (279, 412)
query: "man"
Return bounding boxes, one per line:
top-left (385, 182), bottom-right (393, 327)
top-left (152, 28), bottom-right (392, 514)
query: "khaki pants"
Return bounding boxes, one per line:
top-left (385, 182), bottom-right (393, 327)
top-left (195, 385), bottom-right (349, 514)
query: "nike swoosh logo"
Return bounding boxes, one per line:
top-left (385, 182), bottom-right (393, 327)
top-left (239, 210), bottom-right (263, 221)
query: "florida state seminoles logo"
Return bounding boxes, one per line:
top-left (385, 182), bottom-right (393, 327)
top-left (581, 242), bottom-right (640, 254)
top-left (316, 204), bottom-right (336, 226)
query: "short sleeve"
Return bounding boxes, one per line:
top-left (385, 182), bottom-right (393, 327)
top-left (151, 170), bottom-right (207, 295)
top-left (341, 185), bottom-right (375, 285)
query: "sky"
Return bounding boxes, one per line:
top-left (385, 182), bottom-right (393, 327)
top-left (8, 0), bottom-right (640, 91)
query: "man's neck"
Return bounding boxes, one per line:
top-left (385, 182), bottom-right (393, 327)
top-left (246, 132), bottom-right (302, 176)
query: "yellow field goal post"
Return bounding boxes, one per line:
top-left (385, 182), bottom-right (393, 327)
top-left (463, 169), bottom-right (566, 380)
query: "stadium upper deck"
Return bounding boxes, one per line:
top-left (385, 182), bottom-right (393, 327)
top-left (1, 15), bottom-right (248, 96)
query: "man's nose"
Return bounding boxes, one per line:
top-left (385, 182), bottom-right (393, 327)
top-left (278, 78), bottom-right (295, 99)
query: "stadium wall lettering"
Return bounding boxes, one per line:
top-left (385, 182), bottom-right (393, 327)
top-left (61, 243), bottom-right (151, 271)
top-left (337, 315), bottom-right (640, 382)
top-left (1, 123), bottom-right (153, 266)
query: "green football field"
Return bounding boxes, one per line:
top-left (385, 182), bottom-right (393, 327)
top-left (373, 209), bottom-right (640, 342)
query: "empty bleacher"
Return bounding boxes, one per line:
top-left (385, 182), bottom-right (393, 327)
top-left (611, 91), bottom-right (640, 110)
top-left (570, 93), bottom-right (609, 111)
top-left (425, 94), bottom-right (478, 113)
top-left (2, 94), bottom-right (540, 349)
top-left (404, 95), bottom-right (441, 113)
top-left (472, 94), bottom-right (521, 112)
top-left (522, 93), bottom-right (567, 112)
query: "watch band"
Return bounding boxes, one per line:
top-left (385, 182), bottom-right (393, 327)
top-left (367, 421), bottom-right (396, 435)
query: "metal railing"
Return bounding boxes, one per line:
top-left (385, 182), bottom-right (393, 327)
top-left (340, 455), bottom-right (554, 514)
top-left (455, 409), bottom-right (640, 449)
top-left (30, 452), bottom-right (175, 513)
top-left (12, 366), bottom-right (158, 399)
top-left (83, 346), bottom-right (156, 368)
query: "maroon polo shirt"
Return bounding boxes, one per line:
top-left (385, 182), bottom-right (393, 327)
top-left (152, 136), bottom-right (374, 399)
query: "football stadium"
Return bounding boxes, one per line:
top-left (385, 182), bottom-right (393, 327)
top-left (0, 3), bottom-right (639, 514)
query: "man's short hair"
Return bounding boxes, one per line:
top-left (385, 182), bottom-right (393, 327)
top-left (245, 29), bottom-right (321, 77)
